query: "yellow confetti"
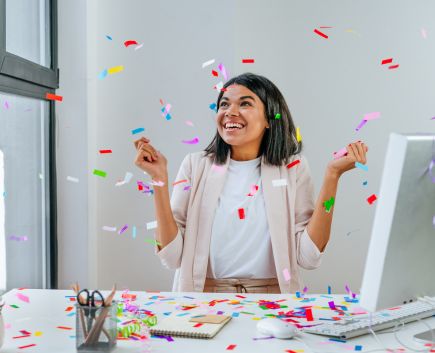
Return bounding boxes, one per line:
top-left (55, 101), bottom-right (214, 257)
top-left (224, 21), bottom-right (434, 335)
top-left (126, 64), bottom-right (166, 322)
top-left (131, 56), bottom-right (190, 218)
top-left (108, 65), bottom-right (124, 74)
top-left (35, 331), bottom-right (43, 337)
top-left (296, 127), bottom-right (302, 142)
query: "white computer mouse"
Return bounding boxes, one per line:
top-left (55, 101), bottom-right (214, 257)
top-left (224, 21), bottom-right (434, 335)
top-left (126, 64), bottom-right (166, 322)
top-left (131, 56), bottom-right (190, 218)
top-left (256, 318), bottom-right (299, 339)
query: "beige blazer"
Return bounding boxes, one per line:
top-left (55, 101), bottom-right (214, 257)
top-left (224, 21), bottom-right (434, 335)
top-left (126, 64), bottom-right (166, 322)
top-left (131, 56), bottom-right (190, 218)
top-left (156, 151), bottom-right (323, 293)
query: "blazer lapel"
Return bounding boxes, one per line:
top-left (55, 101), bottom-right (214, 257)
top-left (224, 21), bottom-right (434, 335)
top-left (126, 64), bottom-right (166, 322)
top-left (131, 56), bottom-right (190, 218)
top-left (261, 159), bottom-right (292, 292)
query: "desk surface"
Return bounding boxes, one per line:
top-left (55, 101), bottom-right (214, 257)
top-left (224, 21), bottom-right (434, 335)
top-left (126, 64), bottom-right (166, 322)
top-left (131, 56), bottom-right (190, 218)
top-left (1, 289), bottom-right (433, 352)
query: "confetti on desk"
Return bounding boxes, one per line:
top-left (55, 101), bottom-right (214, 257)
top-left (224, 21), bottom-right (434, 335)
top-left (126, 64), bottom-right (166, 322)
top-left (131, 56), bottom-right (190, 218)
top-left (16, 292), bottom-right (30, 303)
top-left (46, 93), bottom-right (63, 102)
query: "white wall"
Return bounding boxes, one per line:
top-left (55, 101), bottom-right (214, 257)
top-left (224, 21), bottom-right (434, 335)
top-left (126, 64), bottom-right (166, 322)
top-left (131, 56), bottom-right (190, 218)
top-left (57, 0), bottom-right (435, 293)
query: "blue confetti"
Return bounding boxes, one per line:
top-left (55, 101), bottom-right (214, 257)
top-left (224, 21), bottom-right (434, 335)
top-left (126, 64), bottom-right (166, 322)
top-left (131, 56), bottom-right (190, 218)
top-left (132, 226), bottom-right (137, 239)
top-left (327, 285), bottom-right (332, 294)
top-left (363, 181), bottom-right (368, 186)
top-left (209, 103), bottom-right (217, 112)
top-left (131, 127), bottom-right (145, 135)
top-left (355, 345), bottom-right (363, 351)
top-left (106, 35), bottom-right (112, 40)
top-left (355, 162), bottom-right (368, 171)
top-left (98, 69), bottom-right (108, 80)
top-left (232, 312), bottom-right (240, 318)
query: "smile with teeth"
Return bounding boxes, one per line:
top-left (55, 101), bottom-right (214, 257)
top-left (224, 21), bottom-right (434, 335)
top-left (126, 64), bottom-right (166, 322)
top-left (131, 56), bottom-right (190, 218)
top-left (223, 122), bottom-right (245, 131)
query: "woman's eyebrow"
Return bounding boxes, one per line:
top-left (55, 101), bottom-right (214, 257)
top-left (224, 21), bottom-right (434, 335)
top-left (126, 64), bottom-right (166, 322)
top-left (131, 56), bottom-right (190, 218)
top-left (220, 95), bottom-right (255, 101)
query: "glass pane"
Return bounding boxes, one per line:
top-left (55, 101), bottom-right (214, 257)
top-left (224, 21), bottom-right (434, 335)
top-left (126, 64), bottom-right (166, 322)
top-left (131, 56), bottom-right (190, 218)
top-left (5, 0), bottom-right (52, 68)
top-left (0, 92), bottom-right (50, 291)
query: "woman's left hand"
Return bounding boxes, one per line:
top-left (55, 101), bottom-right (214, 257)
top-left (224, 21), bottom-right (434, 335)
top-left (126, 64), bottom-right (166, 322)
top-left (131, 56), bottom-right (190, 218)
top-left (327, 141), bottom-right (369, 178)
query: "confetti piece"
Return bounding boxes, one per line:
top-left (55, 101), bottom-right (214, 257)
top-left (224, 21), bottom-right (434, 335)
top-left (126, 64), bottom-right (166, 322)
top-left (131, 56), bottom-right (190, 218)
top-left (172, 179), bottom-right (188, 186)
top-left (226, 344), bottom-right (237, 350)
top-left (182, 137), bottom-right (199, 144)
top-left (131, 127), bottom-right (145, 135)
top-left (66, 176), bottom-right (79, 183)
top-left (389, 64), bottom-right (399, 70)
top-left (218, 63), bottom-right (228, 81)
top-left (328, 301), bottom-right (337, 310)
top-left (57, 326), bottom-right (73, 330)
top-left (355, 345), bottom-right (363, 351)
top-left (328, 285), bottom-right (332, 294)
top-left (287, 159), bottom-right (300, 169)
top-left (149, 180), bottom-right (165, 186)
top-left (421, 28), bottom-right (427, 39)
top-left (108, 65), bottom-right (124, 74)
top-left (115, 172), bottom-right (133, 186)
top-left (65, 306), bottom-right (73, 312)
top-left (209, 103), bottom-right (217, 112)
top-left (367, 194), bottom-right (377, 204)
top-left (214, 81), bottom-right (224, 91)
top-left (247, 184), bottom-right (259, 197)
top-left (46, 93), bottom-right (63, 102)
top-left (124, 40), bottom-right (138, 47)
top-left (102, 226), bottom-right (116, 232)
top-left (8, 235), bottom-right (28, 242)
top-left (272, 179), bottom-right (287, 187)
top-left (305, 308), bottom-right (314, 321)
top-left (146, 221), bottom-right (157, 230)
top-left (132, 226), bottom-right (137, 239)
top-left (362, 181), bottom-right (368, 186)
top-left (364, 112), bottom-right (381, 121)
top-left (333, 147), bottom-right (348, 159)
top-left (34, 331), bottom-right (43, 337)
top-left (355, 162), bottom-right (368, 171)
top-left (16, 293), bottom-right (30, 303)
top-left (314, 28), bottom-right (328, 39)
top-left (381, 58), bottom-right (393, 65)
top-left (355, 119), bottom-right (367, 131)
top-left (242, 59), bottom-right (254, 63)
top-left (106, 35), bottom-right (112, 40)
top-left (144, 239), bottom-right (161, 246)
top-left (212, 70), bottom-right (218, 77)
top-left (93, 169), bottom-right (107, 178)
top-left (98, 69), bottom-right (108, 79)
top-left (185, 120), bottom-right (194, 126)
top-left (19, 344), bottom-right (36, 349)
top-left (274, 113), bottom-right (281, 119)
top-left (119, 224), bottom-right (128, 235)
top-left (202, 59), bottom-right (215, 68)
top-left (99, 149), bottom-right (112, 154)
top-left (323, 196), bottom-right (335, 213)
top-left (5, 101), bottom-right (9, 109)
top-left (296, 127), bottom-right (302, 142)
top-left (283, 268), bottom-right (291, 281)
top-left (238, 208), bottom-right (245, 220)
top-left (134, 43), bottom-right (143, 51)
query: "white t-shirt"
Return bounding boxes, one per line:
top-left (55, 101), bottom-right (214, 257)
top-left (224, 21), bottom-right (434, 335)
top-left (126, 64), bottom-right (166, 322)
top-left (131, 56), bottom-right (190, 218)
top-left (207, 157), bottom-right (277, 279)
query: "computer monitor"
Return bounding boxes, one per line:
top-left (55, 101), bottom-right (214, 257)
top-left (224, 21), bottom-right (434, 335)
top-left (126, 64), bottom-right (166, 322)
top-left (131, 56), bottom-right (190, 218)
top-left (360, 133), bottom-right (435, 313)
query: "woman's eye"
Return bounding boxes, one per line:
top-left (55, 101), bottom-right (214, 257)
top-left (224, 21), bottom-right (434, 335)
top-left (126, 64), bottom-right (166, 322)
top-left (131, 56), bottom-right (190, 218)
top-left (219, 102), bottom-right (228, 107)
top-left (241, 101), bottom-right (251, 106)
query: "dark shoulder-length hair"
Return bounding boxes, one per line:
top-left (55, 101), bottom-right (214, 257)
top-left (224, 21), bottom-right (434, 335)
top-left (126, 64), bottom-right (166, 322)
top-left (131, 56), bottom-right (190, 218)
top-left (204, 72), bottom-right (302, 166)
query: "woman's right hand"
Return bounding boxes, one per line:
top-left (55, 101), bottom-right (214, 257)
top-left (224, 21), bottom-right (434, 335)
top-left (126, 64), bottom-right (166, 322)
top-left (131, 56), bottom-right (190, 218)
top-left (134, 137), bottom-right (168, 181)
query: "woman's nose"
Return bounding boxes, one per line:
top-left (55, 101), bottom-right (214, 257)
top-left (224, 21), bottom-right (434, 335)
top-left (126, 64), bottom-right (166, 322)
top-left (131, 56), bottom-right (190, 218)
top-left (225, 106), bottom-right (239, 116)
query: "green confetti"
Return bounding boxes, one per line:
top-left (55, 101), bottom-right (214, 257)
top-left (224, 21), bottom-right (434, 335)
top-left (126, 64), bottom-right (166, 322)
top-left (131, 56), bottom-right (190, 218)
top-left (144, 238), bottom-right (161, 246)
top-left (323, 196), bottom-right (335, 213)
top-left (10, 304), bottom-right (19, 308)
top-left (274, 113), bottom-right (281, 119)
top-left (93, 169), bottom-right (107, 177)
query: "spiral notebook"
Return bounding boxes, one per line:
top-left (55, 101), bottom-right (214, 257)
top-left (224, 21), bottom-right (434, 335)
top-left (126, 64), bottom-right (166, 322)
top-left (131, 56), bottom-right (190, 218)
top-left (150, 315), bottom-right (232, 339)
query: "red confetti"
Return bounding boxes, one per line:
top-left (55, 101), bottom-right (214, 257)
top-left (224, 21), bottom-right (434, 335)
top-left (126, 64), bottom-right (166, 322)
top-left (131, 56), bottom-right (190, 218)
top-left (381, 58), bottom-right (393, 65)
top-left (19, 330), bottom-right (31, 336)
top-left (286, 159), bottom-right (300, 169)
top-left (65, 306), bottom-right (73, 312)
top-left (305, 308), bottom-right (314, 321)
top-left (138, 184), bottom-right (144, 191)
top-left (238, 208), bottom-right (245, 220)
top-left (57, 326), bottom-right (73, 330)
top-left (124, 40), bottom-right (138, 47)
top-left (242, 59), bottom-right (254, 63)
top-left (235, 295), bottom-right (246, 299)
top-left (13, 335), bottom-right (31, 339)
top-left (19, 344), bottom-right (36, 349)
top-left (99, 149), bottom-right (112, 154)
top-left (367, 194), bottom-right (377, 204)
top-left (389, 64), bottom-right (400, 69)
top-left (46, 93), bottom-right (63, 102)
top-left (172, 179), bottom-right (188, 186)
top-left (227, 344), bottom-right (237, 350)
top-left (193, 323), bottom-right (203, 328)
top-left (212, 70), bottom-right (218, 77)
top-left (69, 297), bottom-right (76, 302)
top-left (314, 29), bottom-right (328, 39)
top-left (121, 293), bottom-right (137, 300)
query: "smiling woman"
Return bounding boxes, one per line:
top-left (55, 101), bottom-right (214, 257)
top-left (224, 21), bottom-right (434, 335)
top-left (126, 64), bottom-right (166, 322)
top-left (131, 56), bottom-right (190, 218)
top-left (134, 72), bottom-right (368, 294)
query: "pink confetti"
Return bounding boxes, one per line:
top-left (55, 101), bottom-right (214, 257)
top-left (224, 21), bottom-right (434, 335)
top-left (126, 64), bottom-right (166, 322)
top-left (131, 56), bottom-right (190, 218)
top-left (421, 28), bottom-right (427, 39)
top-left (118, 225), bottom-right (128, 235)
top-left (328, 301), bottom-right (337, 310)
top-left (355, 119), bottom-right (367, 131)
top-left (16, 292), bottom-right (30, 303)
top-left (218, 63), bottom-right (228, 81)
top-left (182, 137), bottom-right (199, 144)
top-left (363, 112), bottom-right (381, 121)
top-left (283, 268), bottom-right (291, 281)
top-left (185, 120), bottom-right (194, 126)
top-left (333, 147), bottom-right (348, 159)
top-left (211, 164), bottom-right (225, 173)
top-left (5, 101), bottom-right (10, 109)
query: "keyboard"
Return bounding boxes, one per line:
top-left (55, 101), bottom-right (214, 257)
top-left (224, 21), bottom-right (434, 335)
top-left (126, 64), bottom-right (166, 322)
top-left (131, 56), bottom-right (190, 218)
top-left (303, 300), bottom-right (435, 339)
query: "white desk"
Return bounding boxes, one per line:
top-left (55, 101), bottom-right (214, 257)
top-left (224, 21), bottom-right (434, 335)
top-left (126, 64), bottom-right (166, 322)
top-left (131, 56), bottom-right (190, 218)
top-left (1, 289), bottom-right (434, 352)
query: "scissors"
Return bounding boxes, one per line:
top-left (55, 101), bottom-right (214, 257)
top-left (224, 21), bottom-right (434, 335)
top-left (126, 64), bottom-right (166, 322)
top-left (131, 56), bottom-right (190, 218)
top-left (76, 289), bottom-right (106, 334)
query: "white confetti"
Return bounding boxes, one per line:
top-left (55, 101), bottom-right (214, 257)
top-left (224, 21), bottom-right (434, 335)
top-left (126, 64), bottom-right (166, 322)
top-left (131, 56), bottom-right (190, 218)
top-left (146, 221), bottom-right (157, 230)
top-left (66, 176), bottom-right (79, 183)
top-left (201, 59), bottom-right (215, 68)
top-left (102, 226), bottom-right (117, 232)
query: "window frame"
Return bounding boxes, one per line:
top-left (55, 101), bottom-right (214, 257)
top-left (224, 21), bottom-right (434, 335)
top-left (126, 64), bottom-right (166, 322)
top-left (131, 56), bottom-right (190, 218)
top-left (0, 0), bottom-right (58, 289)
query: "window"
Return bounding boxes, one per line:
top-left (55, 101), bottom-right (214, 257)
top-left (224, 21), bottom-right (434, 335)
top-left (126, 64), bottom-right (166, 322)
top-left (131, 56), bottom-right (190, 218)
top-left (0, 0), bottom-right (58, 290)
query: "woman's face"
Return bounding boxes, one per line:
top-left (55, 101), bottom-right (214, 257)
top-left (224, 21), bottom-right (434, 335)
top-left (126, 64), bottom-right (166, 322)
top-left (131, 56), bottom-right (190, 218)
top-left (216, 84), bottom-right (269, 148)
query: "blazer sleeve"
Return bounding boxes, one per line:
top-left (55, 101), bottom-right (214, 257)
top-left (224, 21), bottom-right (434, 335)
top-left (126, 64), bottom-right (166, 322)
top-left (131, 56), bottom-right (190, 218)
top-left (293, 156), bottom-right (323, 270)
top-left (155, 153), bottom-right (192, 270)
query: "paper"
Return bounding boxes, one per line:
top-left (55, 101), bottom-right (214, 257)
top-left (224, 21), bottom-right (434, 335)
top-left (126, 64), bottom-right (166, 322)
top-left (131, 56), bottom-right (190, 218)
top-left (238, 208), bottom-right (245, 220)
top-left (367, 194), bottom-right (377, 205)
top-left (355, 119), bottom-right (367, 131)
top-left (190, 315), bottom-right (230, 324)
top-left (134, 43), bottom-right (143, 51)
top-left (115, 172), bottom-right (133, 186)
top-left (98, 69), bottom-right (108, 79)
top-left (16, 293), bottom-right (30, 303)
top-left (274, 113), bottom-right (281, 119)
top-left (212, 70), bottom-right (218, 77)
top-left (124, 40), bottom-right (138, 47)
top-left (296, 127), bottom-right (302, 142)
top-left (381, 58), bottom-right (393, 65)
top-left (106, 35), bottom-right (112, 40)
top-left (119, 225), bottom-right (128, 234)
top-left (364, 112), bottom-right (381, 121)
top-left (99, 149), bottom-right (112, 154)
top-left (147, 221), bottom-right (157, 230)
top-left (323, 196), bottom-right (335, 213)
top-left (66, 176), bottom-right (79, 183)
top-left (202, 59), bottom-right (215, 68)
top-left (283, 268), bottom-right (291, 281)
top-left (272, 179), bottom-right (287, 187)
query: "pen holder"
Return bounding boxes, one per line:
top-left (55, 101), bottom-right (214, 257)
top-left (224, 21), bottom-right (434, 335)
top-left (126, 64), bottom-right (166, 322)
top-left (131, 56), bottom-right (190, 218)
top-left (76, 302), bottom-right (117, 352)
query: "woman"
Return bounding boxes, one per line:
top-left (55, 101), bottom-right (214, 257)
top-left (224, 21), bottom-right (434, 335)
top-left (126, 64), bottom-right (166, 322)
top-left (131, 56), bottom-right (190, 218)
top-left (134, 73), bottom-right (368, 294)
